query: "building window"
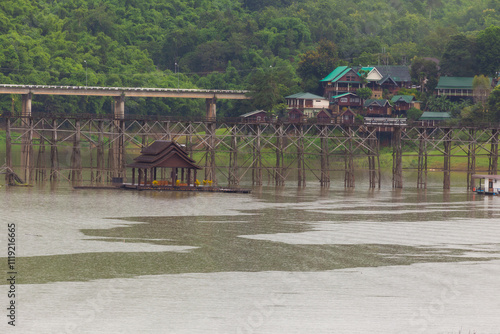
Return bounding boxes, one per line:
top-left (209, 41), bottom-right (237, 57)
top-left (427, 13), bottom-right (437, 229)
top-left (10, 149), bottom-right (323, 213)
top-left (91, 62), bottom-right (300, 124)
top-left (340, 98), bottom-right (348, 103)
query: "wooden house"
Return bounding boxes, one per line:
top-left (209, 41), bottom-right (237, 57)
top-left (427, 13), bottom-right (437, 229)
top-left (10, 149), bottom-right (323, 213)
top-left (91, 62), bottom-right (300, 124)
top-left (435, 76), bottom-right (493, 100)
top-left (240, 110), bottom-right (268, 123)
top-left (285, 92), bottom-right (329, 117)
top-left (364, 99), bottom-right (392, 117)
top-left (287, 108), bottom-right (306, 123)
top-left (321, 66), bottom-right (363, 100)
top-left (316, 109), bottom-right (335, 124)
top-left (339, 108), bottom-right (356, 125)
top-left (330, 92), bottom-right (362, 112)
top-left (418, 111), bottom-right (451, 126)
top-left (390, 95), bottom-right (421, 115)
top-left (126, 141), bottom-right (201, 188)
top-left (374, 65), bottom-right (412, 94)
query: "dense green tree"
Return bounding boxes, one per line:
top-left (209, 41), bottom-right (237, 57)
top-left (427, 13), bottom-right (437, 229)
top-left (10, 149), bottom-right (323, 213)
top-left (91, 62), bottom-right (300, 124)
top-left (476, 25), bottom-right (500, 76)
top-left (410, 57), bottom-right (439, 92)
top-left (440, 34), bottom-right (479, 76)
top-left (297, 40), bottom-right (342, 95)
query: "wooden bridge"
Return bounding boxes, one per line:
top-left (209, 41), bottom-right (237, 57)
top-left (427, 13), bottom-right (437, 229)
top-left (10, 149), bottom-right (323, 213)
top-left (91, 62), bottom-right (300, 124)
top-left (1, 112), bottom-right (498, 190)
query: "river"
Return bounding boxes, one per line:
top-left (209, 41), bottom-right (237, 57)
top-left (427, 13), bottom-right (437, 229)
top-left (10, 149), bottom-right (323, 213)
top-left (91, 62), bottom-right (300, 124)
top-left (1, 174), bottom-right (499, 333)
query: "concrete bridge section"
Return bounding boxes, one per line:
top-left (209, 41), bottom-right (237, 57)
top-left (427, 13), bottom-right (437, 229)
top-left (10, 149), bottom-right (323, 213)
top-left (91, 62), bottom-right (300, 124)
top-left (0, 84), bottom-right (251, 118)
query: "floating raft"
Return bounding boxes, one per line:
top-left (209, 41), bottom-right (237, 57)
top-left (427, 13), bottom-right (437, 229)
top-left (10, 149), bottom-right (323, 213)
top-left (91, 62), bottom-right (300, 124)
top-left (74, 184), bottom-right (251, 194)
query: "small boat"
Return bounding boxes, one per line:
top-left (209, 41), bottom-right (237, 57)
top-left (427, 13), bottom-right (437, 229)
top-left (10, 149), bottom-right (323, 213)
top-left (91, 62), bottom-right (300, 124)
top-left (472, 174), bottom-right (500, 195)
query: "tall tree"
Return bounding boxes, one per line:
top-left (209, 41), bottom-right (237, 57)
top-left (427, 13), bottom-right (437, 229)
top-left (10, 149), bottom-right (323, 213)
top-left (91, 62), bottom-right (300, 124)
top-left (476, 25), bottom-right (500, 76)
top-left (440, 34), bottom-right (479, 77)
top-left (410, 57), bottom-right (439, 92)
top-left (297, 39), bottom-right (342, 95)
top-left (472, 75), bottom-right (492, 104)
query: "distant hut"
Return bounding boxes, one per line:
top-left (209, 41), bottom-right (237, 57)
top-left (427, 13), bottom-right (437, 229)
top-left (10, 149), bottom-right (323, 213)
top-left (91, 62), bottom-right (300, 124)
top-left (287, 108), bottom-right (305, 123)
top-left (339, 108), bottom-right (356, 125)
top-left (240, 110), bottom-right (268, 123)
top-left (126, 141), bottom-right (201, 188)
top-left (317, 109), bottom-right (335, 124)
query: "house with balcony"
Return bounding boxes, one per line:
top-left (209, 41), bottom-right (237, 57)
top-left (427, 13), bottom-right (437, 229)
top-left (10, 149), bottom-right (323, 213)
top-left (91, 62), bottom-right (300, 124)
top-left (390, 95), bottom-right (421, 116)
top-left (285, 92), bottom-right (329, 117)
top-left (435, 76), bottom-right (493, 101)
top-left (330, 92), bottom-right (362, 112)
top-left (321, 65), bottom-right (412, 100)
top-left (321, 66), bottom-right (364, 100)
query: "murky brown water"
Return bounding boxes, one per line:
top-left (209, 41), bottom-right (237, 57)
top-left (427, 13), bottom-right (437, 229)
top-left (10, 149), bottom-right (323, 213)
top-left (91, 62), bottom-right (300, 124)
top-left (1, 176), bottom-right (500, 333)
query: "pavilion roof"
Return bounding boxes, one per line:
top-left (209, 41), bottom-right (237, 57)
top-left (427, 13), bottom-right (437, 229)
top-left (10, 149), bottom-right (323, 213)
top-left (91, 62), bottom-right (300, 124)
top-left (127, 140), bottom-right (201, 169)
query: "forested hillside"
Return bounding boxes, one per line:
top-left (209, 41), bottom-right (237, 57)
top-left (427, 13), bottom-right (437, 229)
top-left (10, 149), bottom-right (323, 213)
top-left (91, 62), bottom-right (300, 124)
top-left (0, 0), bottom-right (499, 116)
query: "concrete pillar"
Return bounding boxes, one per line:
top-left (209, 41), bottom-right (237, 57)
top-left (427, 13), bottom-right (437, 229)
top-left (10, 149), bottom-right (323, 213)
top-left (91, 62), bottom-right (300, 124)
top-left (206, 97), bottom-right (216, 119)
top-left (22, 93), bottom-right (32, 117)
top-left (114, 95), bottom-right (125, 119)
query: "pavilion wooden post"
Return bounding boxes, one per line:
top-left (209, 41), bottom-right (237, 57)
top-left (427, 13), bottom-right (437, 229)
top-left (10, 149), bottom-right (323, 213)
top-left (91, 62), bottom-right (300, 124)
top-left (131, 168), bottom-right (135, 185)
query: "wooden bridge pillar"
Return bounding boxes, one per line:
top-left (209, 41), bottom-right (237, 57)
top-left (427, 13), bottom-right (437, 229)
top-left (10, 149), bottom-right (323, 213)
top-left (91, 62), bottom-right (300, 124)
top-left (489, 129), bottom-right (498, 175)
top-left (275, 124), bottom-right (285, 186)
top-left (206, 97), bottom-right (216, 119)
top-left (344, 126), bottom-right (355, 188)
top-left (417, 130), bottom-right (428, 189)
top-left (5, 117), bottom-right (13, 184)
top-left (467, 129), bottom-right (476, 190)
top-left (50, 119), bottom-right (59, 181)
top-left (204, 121), bottom-right (217, 184)
top-left (297, 125), bottom-right (306, 187)
top-left (392, 127), bottom-right (403, 188)
top-left (320, 125), bottom-right (330, 187)
top-left (443, 128), bottom-right (452, 190)
top-left (228, 126), bottom-right (239, 186)
top-left (252, 124), bottom-right (262, 186)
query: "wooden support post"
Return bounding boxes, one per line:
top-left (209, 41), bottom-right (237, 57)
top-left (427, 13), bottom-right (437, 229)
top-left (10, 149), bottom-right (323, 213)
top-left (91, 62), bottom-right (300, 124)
top-left (138, 169), bottom-right (143, 188)
top-left (392, 127), bottom-right (403, 188)
top-left (489, 129), bottom-right (498, 175)
top-left (297, 125), bottom-right (306, 187)
top-left (35, 132), bottom-right (46, 181)
top-left (96, 121), bottom-right (104, 184)
top-left (5, 117), bottom-right (13, 185)
top-left (367, 127), bottom-right (380, 189)
top-left (21, 117), bottom-right (34, 183)
top-left (320, 125), bottom-right (330, 187)
top-left (275, 124), bottom-right (285, 186)
top-left (204, 121), bottom-right (217, 184)
top-left (417, 130), bottom-right (428, 189)
top-left (467, 129), bottom-right (476, 190)
top-left (50, 119), bottom-right (59, 181)
top-left (252, 124), bottom-right (262, 186)
top-left (132, 168), bottom-right (135, 185)
top-left (344, 126), bottom-right (355, 188)
top-left (228, 126), bottom-right (239, 186)
top-left (443, 128), bottom-right (452, 190)
top-left (71, 119), bottom-right (82, 185)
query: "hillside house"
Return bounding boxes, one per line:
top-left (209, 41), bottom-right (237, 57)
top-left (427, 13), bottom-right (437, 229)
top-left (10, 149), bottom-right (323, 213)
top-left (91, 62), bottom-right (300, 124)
top-left (330, 92), bottom-right (362, 112)
top-left (240, 110), bottom-right (268, 123)
top-left (390, 95), bottom-right (421, 115)
top-left (285, 92), bottom-right (329, 117)
top-left (322, 65), bottom-right (412, 99)
top-left (317, 109), bottom-right (335, 124)
top-left (364, 99), bottom-right (392, 117)
top-left (287, 108), bottom-right (306, 123)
